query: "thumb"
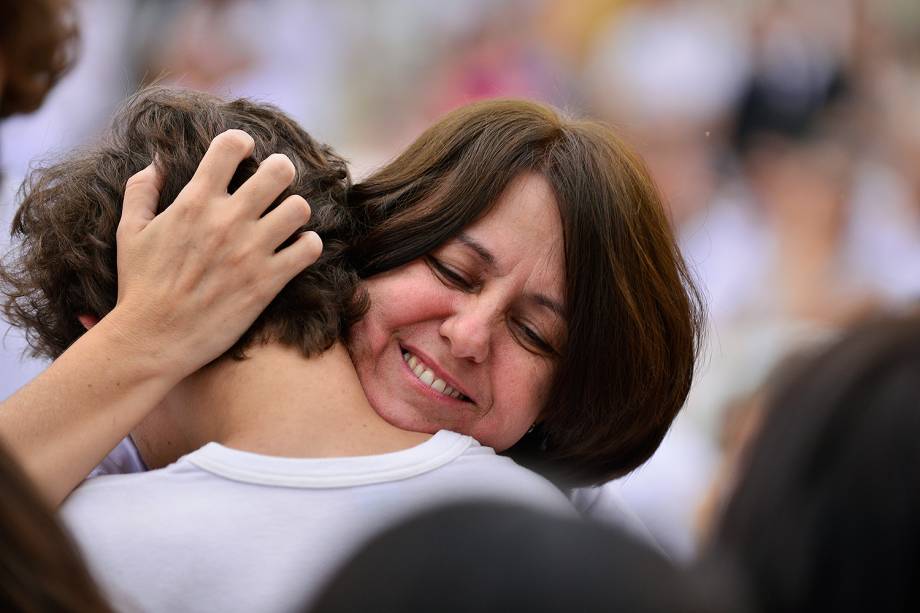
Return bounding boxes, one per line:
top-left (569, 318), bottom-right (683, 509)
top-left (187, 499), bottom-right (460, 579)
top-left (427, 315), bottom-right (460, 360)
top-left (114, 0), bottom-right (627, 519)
top-left (119, 161), bottom-right (165, 236)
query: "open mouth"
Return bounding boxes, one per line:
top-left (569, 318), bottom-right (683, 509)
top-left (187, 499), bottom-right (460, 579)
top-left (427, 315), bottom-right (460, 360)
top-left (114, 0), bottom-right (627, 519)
top-left (401, 349), bottom-right (473, 403)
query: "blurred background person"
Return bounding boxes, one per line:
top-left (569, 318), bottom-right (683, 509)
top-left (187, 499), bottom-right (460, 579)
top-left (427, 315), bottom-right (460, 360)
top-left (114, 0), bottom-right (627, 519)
top-left (703, 309), bottom-right (920, 612)
top-left (308, 501), bottom-right (724, 613)
top-left (2, 0), bottom-right (919, 561)
top-left (0, 0), bottom-right (77, 120)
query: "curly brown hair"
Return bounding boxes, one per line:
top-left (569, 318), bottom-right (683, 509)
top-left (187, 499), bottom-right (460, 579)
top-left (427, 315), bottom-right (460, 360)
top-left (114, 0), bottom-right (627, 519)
top-left (1, 87), bottom-right (366, 361)
top-left (0, 0), bottom-right (78, 118)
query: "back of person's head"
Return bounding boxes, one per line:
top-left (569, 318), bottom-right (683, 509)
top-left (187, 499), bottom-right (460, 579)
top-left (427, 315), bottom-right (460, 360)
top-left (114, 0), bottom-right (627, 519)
top-left (710, 310), bottom-right (920, 613)
top-left (1, 86), bottom-right (365, 362)
top-left (309, 501), bottom-right (718, 613)
top-left (0, 441), bottom-right (111, 612)
top-left (349, 99), bottom-right (704, 487)
top-left (0, 0), bottom-right (77, 118)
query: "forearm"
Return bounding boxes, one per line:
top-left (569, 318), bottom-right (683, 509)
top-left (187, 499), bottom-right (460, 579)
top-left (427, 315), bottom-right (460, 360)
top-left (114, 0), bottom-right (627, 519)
top-left (0, 313), bottom-right (183, 507)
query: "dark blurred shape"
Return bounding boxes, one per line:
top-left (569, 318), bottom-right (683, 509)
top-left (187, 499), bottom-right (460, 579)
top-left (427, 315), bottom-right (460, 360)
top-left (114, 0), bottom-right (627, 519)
top-left (732, 65), bottom-right (851, 155)
top-left (0, 441), bottom-right (111, 612)
top-left (309, 501), bottom-right (721, 613)
top-left (731, 5), bottom-right (853, 157)
top-left (711, 308), bottom-right (920, 613)
top-left (0, 0), bottom-right (79, 118)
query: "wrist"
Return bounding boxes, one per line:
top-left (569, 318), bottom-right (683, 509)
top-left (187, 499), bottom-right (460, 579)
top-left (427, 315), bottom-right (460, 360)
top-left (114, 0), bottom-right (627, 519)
top-left (92, 307), bottom-right (191, 386)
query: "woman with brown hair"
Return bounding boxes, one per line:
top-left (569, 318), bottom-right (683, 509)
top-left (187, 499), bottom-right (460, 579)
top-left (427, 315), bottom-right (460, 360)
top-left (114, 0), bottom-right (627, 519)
top-left (0, 94), bottom-right (703, 504)
top-left (342, 99), bottom-right (704, 485)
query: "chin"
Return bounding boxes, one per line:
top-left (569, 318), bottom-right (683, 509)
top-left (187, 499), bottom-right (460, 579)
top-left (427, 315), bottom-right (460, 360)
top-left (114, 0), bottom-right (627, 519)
top-left (368, 398), bottom-right (443, 437)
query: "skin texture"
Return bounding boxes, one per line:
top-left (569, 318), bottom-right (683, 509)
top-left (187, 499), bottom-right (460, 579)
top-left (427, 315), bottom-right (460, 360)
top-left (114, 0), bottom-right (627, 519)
top-left (348, 173), bottom-right (566, 452)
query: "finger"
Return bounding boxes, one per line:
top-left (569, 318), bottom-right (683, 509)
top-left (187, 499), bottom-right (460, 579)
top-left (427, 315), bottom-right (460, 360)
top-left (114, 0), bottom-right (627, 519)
top-left (233, 153), bottom-right (297, 217)
top-left (258, 195), bottom-right (311, 250)
top-left (118, 162), bottom-right (165, 236)
top-left (271, 231), bottom-right (323, 283)
top-left (189, 129), bottom-right (256, 193)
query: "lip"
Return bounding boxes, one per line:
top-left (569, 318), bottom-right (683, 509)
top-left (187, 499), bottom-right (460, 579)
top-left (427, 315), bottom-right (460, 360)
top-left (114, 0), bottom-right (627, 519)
top-left (399, 343), bottom-right (477, 406)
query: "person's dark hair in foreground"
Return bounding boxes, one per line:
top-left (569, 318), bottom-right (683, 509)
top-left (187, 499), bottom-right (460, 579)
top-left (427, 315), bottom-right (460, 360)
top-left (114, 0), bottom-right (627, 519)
top-left (0, 442), bottom-right (110, 612)
top-left (310, 502), bottom-right (718, 613)
top-left (710, 310), bottom-right (920, 613)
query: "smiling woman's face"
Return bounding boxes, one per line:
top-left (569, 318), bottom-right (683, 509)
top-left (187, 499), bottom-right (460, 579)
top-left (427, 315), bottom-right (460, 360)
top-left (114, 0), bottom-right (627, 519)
top-left (348, 173), bottom-right (566, 451)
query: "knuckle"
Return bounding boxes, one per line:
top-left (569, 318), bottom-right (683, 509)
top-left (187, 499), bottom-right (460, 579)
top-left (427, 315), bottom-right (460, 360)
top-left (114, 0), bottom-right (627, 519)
top-left (176, 184), bottom-right (212, 214)
top-left (225, 249), bottom-right (247, 271)
top-left (231, 242), bottom-right (259, 268)
top-left (203, 217), bottom-right (232, 245)
top-left (198, 218), bottom-right (230, 244)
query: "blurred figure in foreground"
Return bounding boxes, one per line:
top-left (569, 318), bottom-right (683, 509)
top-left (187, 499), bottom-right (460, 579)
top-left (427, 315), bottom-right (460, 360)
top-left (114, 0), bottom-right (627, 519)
top-left (0, 441), bottom-right (111, 612)
top-left (0, 1), bottom-right (110, 611)
top-left (707, 308), bottom-right (920, 612)
top-left (310, 501), bottom-right (722, 613)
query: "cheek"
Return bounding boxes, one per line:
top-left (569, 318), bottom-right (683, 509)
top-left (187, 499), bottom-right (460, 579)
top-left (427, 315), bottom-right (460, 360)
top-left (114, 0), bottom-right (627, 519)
top-left (348, 276), bottom-right (410, 353)
top-left (479, 354), bottom-right (554, 451)
top-left (361, 266), bottom-right (456, 336)
top-left (347, 264), bottom-right (446, 370)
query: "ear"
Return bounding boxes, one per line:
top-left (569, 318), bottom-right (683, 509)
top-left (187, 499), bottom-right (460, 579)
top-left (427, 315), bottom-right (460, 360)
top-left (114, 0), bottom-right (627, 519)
top-left (77, 314), bottom-right (101, 331)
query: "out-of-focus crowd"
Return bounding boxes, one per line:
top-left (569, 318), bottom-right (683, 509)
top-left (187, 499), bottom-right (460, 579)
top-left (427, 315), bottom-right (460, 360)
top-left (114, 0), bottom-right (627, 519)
top-left (2, 0), bottom-right (918, 559)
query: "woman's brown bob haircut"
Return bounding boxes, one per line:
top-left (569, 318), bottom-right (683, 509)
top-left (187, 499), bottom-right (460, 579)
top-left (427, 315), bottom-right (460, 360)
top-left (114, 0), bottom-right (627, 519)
top-left (1, 87), bottom-right (365, 361)
top-left (0, 0), bottom-right (78, 118)
top-left (349, 100), bottom-right (705, 486)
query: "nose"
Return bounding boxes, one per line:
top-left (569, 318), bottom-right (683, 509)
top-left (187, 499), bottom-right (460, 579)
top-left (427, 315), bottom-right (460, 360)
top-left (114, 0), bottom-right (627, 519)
top-left (439, 299), bottom-right (495, 364)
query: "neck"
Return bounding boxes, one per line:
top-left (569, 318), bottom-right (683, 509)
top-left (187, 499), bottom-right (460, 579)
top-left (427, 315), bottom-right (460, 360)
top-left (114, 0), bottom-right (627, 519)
top-left (132, 341), bottom-right (429, 468)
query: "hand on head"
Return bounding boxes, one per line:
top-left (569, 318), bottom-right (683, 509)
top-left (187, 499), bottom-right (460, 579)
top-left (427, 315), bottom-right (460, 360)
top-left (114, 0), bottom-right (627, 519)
top-left (107, 129), bottom-right (323, 380)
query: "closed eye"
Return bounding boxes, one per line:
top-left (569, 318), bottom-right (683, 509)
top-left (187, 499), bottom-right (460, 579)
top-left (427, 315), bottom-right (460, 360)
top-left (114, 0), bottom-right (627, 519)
top-left (514, 319), bottom-right (557, 357)
top-left (427, 256), bottom-right (476, 291)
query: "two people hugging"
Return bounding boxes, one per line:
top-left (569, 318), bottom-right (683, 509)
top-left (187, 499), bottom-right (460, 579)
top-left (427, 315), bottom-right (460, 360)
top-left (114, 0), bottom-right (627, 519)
top-left (0, 86), bottom-right (702, 611)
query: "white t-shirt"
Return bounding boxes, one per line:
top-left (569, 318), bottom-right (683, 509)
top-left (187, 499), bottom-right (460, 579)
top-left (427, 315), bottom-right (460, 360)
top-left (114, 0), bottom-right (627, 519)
top-left (88, 436), bottom-right (656, 550)
top-left (62, 431), bottom-right (573, 613)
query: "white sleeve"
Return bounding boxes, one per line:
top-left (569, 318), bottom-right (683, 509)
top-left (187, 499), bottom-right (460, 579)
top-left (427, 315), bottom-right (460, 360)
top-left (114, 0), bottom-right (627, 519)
top-left (87, 436), bottom-right (148, 479)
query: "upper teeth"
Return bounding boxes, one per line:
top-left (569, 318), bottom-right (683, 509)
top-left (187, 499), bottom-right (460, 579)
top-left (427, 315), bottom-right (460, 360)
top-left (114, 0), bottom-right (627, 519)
top-left (403, 351), bottom-right (465, 400)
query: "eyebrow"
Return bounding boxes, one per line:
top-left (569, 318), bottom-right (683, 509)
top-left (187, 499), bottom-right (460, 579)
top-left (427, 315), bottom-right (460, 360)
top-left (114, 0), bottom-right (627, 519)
top-left (456, 232), bottom-right (496, 267)
top-left (529, 294), bottom-right (567, 320)
top-left (456, 232), bottom-right (566, 320)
